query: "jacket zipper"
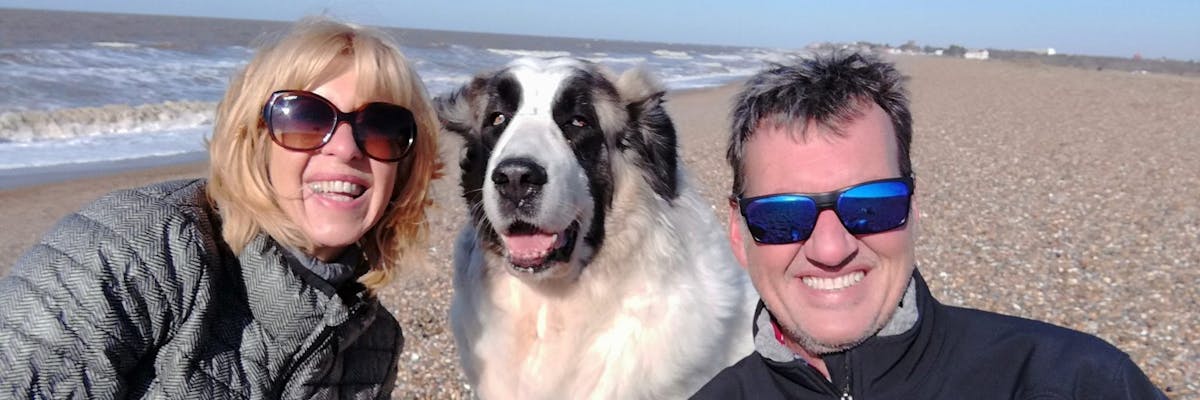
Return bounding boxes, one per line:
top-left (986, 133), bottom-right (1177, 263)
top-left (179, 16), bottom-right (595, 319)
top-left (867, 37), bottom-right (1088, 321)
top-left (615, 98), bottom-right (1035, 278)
top-left (839, 352), bottom-right (853, 400)
top-left (277, 298), bottom-right (365, 397)
top-left (275, 325), bottom-right (338, 397)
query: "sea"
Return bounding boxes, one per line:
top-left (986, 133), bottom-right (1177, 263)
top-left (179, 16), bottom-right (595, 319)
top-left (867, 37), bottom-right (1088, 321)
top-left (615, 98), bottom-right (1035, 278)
top-left (0, 8), bottom-right (804, 187)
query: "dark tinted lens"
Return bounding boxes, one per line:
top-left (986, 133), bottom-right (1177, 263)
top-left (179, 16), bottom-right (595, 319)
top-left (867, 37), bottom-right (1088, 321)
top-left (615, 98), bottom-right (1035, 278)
top-left (269, 93), bottom-right (335, 150)
top-left (837, 181), bottom-right (911, 235)
top-left (743, 195), bottom-right (818, 244)
top-left (354, 102), bottom-right (416, 161)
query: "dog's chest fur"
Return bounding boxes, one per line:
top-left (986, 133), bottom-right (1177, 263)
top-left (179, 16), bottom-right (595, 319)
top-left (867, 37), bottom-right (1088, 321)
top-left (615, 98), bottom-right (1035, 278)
top-left (455, 184), bottom-right (753, 399)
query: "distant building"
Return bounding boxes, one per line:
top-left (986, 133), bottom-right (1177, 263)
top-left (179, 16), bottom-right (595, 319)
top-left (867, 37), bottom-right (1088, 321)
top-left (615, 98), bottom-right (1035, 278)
top-left (964, 49), bottom-right (990, 60)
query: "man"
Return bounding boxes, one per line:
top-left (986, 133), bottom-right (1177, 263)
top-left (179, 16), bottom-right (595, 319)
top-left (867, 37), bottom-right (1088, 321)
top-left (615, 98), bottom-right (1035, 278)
top-left (693, 52), bottom-right (1165, 399)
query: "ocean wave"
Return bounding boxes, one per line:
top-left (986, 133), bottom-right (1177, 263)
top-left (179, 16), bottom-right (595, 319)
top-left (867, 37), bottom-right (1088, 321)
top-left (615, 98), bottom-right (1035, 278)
top-left (581, 56), bottom-right (648, 64)
top-left (92, 41), bottom-right (140, 49)
top-left (747, 50), bottom-right (807, 64)
top-left (701, 53), bottom-right (745, 61)
top-left (0, 101), bottom-right (216, 142)
top-left (486, 48), bottom-right (572, 58)
top-left (652, 50), bottom-right (693, 60)
top-left (658, 66), bottom-right (762, 90)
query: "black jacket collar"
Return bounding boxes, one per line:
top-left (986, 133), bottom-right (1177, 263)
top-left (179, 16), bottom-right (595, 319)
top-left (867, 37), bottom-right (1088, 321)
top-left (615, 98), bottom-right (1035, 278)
top-left (750, 269), bottom-right (938, 398)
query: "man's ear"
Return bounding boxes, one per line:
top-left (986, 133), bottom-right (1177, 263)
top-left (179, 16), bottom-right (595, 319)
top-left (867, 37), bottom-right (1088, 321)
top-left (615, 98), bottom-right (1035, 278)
top-left (908, 192), bottom-right (919, 238)
top-left (728, 200), bottom-right (750, 270)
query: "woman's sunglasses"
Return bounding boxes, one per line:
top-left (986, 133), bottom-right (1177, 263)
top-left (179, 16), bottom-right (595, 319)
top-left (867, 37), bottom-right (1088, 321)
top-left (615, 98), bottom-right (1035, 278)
top-left (263, 90), bottom-right (417, 162)
top-left (734, 177), bottom-right (914, 244)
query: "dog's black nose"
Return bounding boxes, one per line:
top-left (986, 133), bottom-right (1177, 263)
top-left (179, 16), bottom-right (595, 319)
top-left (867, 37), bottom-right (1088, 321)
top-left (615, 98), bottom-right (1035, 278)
top-left (492, 158), bottom-right (547, 204)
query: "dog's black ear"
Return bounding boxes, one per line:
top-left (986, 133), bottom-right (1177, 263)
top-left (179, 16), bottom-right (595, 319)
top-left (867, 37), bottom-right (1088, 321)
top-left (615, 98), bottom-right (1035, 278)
top-left (435, 76), bottom-right (488, 138)
top-left (618, 68), bottom-right (679, 201)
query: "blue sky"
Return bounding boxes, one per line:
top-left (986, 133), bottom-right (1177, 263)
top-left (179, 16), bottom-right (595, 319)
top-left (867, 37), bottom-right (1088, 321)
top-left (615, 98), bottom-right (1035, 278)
top-left (2, 0), bottom-right (1197, 60)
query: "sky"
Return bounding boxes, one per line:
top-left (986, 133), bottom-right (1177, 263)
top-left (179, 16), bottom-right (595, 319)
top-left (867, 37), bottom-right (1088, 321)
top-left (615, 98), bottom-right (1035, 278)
top-left (1, 0), bottom-right (1197, 60)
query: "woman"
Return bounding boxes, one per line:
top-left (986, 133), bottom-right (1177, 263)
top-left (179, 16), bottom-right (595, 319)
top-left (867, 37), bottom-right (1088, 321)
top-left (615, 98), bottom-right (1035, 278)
top-left (0, 17), bottom-right (439, 398)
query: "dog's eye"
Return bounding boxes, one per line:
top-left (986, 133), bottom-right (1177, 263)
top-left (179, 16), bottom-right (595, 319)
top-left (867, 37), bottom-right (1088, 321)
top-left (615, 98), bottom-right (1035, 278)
top-left (570, 116), bottom-right (588, 128)
top-left (491, 113), bottom-right (508, 126)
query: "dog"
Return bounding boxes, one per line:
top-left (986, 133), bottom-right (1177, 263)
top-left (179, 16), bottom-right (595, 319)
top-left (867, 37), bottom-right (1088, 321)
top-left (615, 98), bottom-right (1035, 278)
top-left (437, 57), bottom-right (754, 399)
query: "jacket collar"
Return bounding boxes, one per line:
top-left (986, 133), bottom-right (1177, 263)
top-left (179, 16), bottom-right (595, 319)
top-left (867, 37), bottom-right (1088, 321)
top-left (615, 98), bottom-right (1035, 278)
top-left (282, 244), bottom-right (364, 289)
top-left (751, 269), bottom-right (937, 396)
top-left (753, 271), bottom-right (920, 363)
top-left (236, 233), bottom-right (379, 352)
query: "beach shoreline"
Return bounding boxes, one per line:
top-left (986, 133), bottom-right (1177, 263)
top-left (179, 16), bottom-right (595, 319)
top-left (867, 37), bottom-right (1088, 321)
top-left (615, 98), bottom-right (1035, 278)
top-left (0, 151), bottom-right (208, 191)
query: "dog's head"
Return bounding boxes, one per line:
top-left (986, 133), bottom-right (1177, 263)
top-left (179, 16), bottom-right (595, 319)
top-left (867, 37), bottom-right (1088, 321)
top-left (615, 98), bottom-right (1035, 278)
top-left (437, 57), bottom-right (679, 283)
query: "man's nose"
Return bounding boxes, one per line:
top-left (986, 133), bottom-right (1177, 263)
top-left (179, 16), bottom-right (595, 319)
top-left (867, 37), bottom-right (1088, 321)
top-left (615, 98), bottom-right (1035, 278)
top-left (803, 209), bottom-right (858, 267)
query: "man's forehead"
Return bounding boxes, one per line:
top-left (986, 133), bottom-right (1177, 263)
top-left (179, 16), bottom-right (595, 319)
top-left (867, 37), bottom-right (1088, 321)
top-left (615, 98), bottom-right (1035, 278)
top-left (754, 98), bottom-right (881, 140)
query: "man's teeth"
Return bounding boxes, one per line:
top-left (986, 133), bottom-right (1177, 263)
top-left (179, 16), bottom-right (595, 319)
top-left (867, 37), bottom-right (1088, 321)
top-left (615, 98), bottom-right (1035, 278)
top-left (802, 271), bottom-right (865, 291)
top-left (309, 181), bottom-right (365, 197)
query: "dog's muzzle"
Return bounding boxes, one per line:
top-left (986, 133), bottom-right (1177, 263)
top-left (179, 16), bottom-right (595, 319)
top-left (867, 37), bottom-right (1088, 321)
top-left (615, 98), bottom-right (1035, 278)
top-left (491, 157), bottom-right (547, 216)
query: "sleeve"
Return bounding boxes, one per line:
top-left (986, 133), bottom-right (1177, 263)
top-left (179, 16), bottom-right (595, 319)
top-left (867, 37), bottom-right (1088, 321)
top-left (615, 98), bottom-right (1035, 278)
top-left (1084, 355), bottom-right (1169, 400)
top-left (0, 183), bottom-right (214, 397)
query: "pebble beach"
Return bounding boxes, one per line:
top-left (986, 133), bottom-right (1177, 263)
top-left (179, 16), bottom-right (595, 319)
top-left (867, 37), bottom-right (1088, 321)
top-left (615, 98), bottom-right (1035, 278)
top-left (1, 54), bottom-right (1196, 398)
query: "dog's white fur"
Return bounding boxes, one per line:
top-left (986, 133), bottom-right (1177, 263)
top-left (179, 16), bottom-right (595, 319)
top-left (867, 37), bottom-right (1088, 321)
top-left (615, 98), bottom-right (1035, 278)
top-left (448, 58), bottom-right (754, 399)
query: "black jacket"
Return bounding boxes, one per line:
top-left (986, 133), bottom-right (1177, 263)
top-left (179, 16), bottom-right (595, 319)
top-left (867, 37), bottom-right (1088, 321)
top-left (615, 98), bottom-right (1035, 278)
top-left (693, 270), bottom-right (1165, 399)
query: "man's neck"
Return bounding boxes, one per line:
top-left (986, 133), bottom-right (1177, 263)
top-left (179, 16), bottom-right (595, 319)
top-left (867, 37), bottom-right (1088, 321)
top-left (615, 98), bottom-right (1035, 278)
top-left (771, 320), bottom-right (832, 379)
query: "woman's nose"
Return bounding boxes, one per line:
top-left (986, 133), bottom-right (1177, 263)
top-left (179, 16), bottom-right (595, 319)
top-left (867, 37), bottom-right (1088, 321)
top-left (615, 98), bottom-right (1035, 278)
top-left (322, 121), bottom-right (364, 160)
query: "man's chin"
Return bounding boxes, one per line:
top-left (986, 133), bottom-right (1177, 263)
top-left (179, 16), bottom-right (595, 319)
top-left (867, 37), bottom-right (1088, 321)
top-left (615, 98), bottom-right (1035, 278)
top-left (785, 322), bottom-right (878, 355)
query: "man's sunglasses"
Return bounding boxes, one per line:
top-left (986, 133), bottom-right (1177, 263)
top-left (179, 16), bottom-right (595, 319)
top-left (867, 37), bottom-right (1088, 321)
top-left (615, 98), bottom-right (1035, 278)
top-left (263, 90), bottom-right (417, 162)
top-left (734, 177), bottom-right (914, 244)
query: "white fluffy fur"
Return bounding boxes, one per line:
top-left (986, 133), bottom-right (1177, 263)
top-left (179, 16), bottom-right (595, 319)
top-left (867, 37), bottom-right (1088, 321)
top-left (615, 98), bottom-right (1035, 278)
top-left (453, 174), bottom-right (754, 399)
top-left (450, 62), bottom-right (755, 398)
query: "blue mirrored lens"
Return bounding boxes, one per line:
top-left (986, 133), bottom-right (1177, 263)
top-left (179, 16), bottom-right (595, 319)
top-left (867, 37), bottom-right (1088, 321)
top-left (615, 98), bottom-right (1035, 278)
top-left (744, 195), bottom-right (817, 244)
top-left (838, 181), bottom-right (911, 234)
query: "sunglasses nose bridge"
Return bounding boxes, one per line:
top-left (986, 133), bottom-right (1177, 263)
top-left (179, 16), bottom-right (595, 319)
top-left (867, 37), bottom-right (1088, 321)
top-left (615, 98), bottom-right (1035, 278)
top-left (321, 118), bottom-right (366, 159)
top-left (803, 207), bottom-right (859, 265)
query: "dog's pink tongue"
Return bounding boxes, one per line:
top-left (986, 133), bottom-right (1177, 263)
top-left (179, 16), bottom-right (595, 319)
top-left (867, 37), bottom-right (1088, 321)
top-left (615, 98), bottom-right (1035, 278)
top-left (504, 233), bottom-right (556, 265)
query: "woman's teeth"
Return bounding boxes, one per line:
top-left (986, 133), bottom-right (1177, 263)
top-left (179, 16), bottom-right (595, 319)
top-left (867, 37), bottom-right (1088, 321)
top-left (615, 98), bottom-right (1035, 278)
top-left (309, 180), bottom-right (365, 200)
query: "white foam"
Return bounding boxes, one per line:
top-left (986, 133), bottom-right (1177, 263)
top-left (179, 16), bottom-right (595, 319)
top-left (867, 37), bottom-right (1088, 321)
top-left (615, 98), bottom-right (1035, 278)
top-left (0, 126), bottom-right (210, 170)
top-left (581, 55), bottom-right (647, 64)
top-left (652, 50), bottom-right (692, 60)
top-left (92, 41), bottom-right (140, 48)
top-left (486, 48), bottom-right (572, 58)
top-left (701, 53), bottom-right (745, 61)
top-left (0, 101), bottom-right (215, 142)
top-left (659, 66), bottom-right (762, 90)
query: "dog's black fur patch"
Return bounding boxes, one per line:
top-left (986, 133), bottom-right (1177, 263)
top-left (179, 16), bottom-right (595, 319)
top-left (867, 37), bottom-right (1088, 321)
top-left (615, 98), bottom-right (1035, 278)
top-left (437, 71), bottom-right (522, 255)
top-left (620, 91), bottom-right (679, 201)
top-left (552, 69), bottom-right (615, 255)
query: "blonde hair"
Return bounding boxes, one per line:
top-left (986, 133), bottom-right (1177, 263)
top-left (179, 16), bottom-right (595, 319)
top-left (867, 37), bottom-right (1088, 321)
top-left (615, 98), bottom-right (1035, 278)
top-left (207, 17), bottom-right (440, 291)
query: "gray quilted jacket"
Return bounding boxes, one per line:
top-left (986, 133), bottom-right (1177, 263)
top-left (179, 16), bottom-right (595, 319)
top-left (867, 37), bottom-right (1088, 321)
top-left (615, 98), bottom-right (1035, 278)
top-left (0, 179), bottom-right (404, 399)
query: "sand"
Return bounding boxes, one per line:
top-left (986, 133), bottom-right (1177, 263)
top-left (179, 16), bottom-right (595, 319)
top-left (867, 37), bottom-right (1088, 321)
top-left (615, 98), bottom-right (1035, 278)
top-left (1, 55), bottom-right (1196, 398)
